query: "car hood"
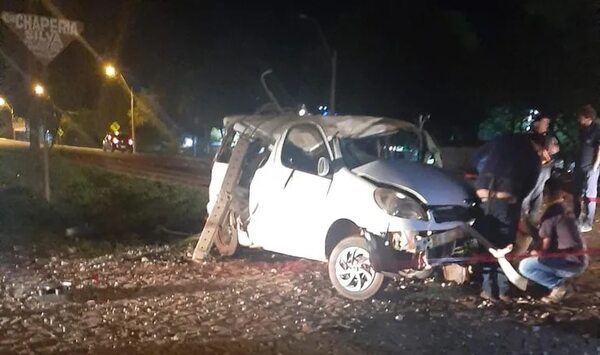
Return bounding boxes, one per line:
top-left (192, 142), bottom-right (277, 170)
top-left (352, 160), bottom-right (475, 205)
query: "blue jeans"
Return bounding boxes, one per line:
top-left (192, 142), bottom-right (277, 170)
top-left (574, 168), bottom-right (600, 227)
top-left (519, 257), bottom-right (586, 289)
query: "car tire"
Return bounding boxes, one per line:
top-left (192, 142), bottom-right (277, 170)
top-left (111, 146), bottom-right (115, 152)
top-left (328, 236), bottom-right (387, 301)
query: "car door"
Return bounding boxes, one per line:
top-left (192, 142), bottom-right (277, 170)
top-left (249, 123), bottom-right (333, 260)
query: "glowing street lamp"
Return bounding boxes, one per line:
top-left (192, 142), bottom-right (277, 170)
top-left (104, 64), bottom-right (117, 78)
top-left (103, 63), bottom-right (136, 153)
top-left (33, 83), bottom-right (45, 97)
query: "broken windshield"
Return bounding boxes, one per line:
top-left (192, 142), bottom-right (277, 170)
top-left (340, 129), bottom-right (426, 169)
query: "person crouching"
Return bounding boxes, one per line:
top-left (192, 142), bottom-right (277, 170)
top-left (518, 178), bottom-right (588, 303)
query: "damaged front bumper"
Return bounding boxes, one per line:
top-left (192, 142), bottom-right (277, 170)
top-left (364, 226), bottom-right (468, 273)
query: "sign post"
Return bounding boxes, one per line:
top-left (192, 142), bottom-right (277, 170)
top-left (1, 11), bottom-right (83, 202)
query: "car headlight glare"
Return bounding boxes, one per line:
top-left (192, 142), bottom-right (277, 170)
top-left (374, 188), bottom-right (427, 220)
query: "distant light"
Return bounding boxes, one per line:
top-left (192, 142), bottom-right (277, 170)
top-left (33, 83), bottom-right (45, 96)
top-left (298, 104), bottom-right (307, 116)
top-left (0, 97), bottom-right (5, 107)
top-left (183, 137), bottom-right (194, 148)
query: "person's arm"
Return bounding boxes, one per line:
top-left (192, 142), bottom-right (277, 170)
top-left (530, 219), bottom-right (552, 256)
top-left (593, 130), bottom-right (600, 170)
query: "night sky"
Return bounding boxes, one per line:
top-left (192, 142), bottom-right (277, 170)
top-left (2, 0), bottom-right (600, 143)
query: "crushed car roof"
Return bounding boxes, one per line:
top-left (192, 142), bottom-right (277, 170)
top-left (223, 114), bottom-right (420, 141)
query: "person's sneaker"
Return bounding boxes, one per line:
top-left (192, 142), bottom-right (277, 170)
top-left (498, 294), bottom-right (512, 304)
top-left (580, 224), bottom-right (593, 233)
top-left (541, 284), bottom-right (574, 303)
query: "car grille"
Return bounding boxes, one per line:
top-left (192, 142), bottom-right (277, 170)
top-left (430, 205), bottom-right (478, 223)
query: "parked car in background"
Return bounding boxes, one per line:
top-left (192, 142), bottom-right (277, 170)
top-left (102, 132), bottom-right (133, 153)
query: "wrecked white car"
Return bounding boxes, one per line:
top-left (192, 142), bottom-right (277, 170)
top-left (205, 115), bottom-right (478, 300)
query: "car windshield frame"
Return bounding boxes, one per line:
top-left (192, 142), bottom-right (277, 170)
top-left (339, 128), bottom-right (432, 169)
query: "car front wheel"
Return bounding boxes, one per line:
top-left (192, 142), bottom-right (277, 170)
top-left (328, 236), bottom-right (386, 300)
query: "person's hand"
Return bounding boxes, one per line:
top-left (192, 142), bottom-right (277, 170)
top-left (529, 250), bottom-right (539, 256)
top-left (489, 244), bottom-right (513, 258)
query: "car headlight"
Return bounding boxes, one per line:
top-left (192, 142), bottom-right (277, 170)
top-left (374, 188), bottom-right (427, 220)
top-left (128, 139), bottom-right (133, 145)
top-left (112, 137), bottom-right (119, 144)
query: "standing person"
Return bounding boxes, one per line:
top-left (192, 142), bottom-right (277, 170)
top-left (574, 104), bottom-right (600, 233)
top-left (472, 133), bottom-right (548, 302)
top-left (522, 115), bottom-right (560, 223)
top-left (519, 178), bottom-right (588, 303)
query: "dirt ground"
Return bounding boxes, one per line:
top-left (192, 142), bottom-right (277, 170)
top-left (1, 233), bottom-right (599, 354)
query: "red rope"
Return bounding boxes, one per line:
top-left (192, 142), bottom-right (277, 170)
top-left (429, 247), bottom-right (600, 266)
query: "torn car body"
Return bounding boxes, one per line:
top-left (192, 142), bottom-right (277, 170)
top-left (207, 114), bottom-right (481, 300)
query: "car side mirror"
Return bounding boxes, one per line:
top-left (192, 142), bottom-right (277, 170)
top-left (317, 156), bottom-right (331, 177)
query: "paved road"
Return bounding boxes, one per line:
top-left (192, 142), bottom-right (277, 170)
top-left (0, 139), bottom-right (211, 188)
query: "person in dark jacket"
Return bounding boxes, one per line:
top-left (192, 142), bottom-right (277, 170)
top-left (574, 104), bottom-right (600, 233)
top-left (473, 133), bottom-right (548, 302)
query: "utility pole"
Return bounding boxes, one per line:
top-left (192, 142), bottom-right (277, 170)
top-left (330, 50), bottom-right (337, 114)
top-left (299, 14), bottom-right (337, 114)
top-left (33, 82), bottom-right (51, 202)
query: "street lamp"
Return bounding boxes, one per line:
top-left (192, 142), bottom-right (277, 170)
top-left (299, 14), bottom-right (337, 114)
top-left (103, 63), bottom-right (136, 153)
top-left (33, 83), bottom-right (46, 97)
top-left (0, 96), bottom-right (15, 139)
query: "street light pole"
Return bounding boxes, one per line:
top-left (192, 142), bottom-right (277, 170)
top-left (104, 64), bottom-right (136, 153)
top-left (32, 83), bottom-right (51, 202)
top-left (299, 14), bottom-right (337, 114)
top-left (330, 50), bottom-right (337, 115)
top-left (128, 78), bottom-right (135, 153)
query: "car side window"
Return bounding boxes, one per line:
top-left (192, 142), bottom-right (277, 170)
top-left (281, 125), bottom-right (329, 175)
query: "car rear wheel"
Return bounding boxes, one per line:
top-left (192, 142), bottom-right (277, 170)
top-left (328, 236), bottom-right (386, 300)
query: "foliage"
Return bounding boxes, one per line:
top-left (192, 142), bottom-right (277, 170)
top-left (477, 105), bottom-right (580, 157)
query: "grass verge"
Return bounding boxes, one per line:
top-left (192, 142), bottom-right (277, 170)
top-left (0, 149), bottom-right (207, 255)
